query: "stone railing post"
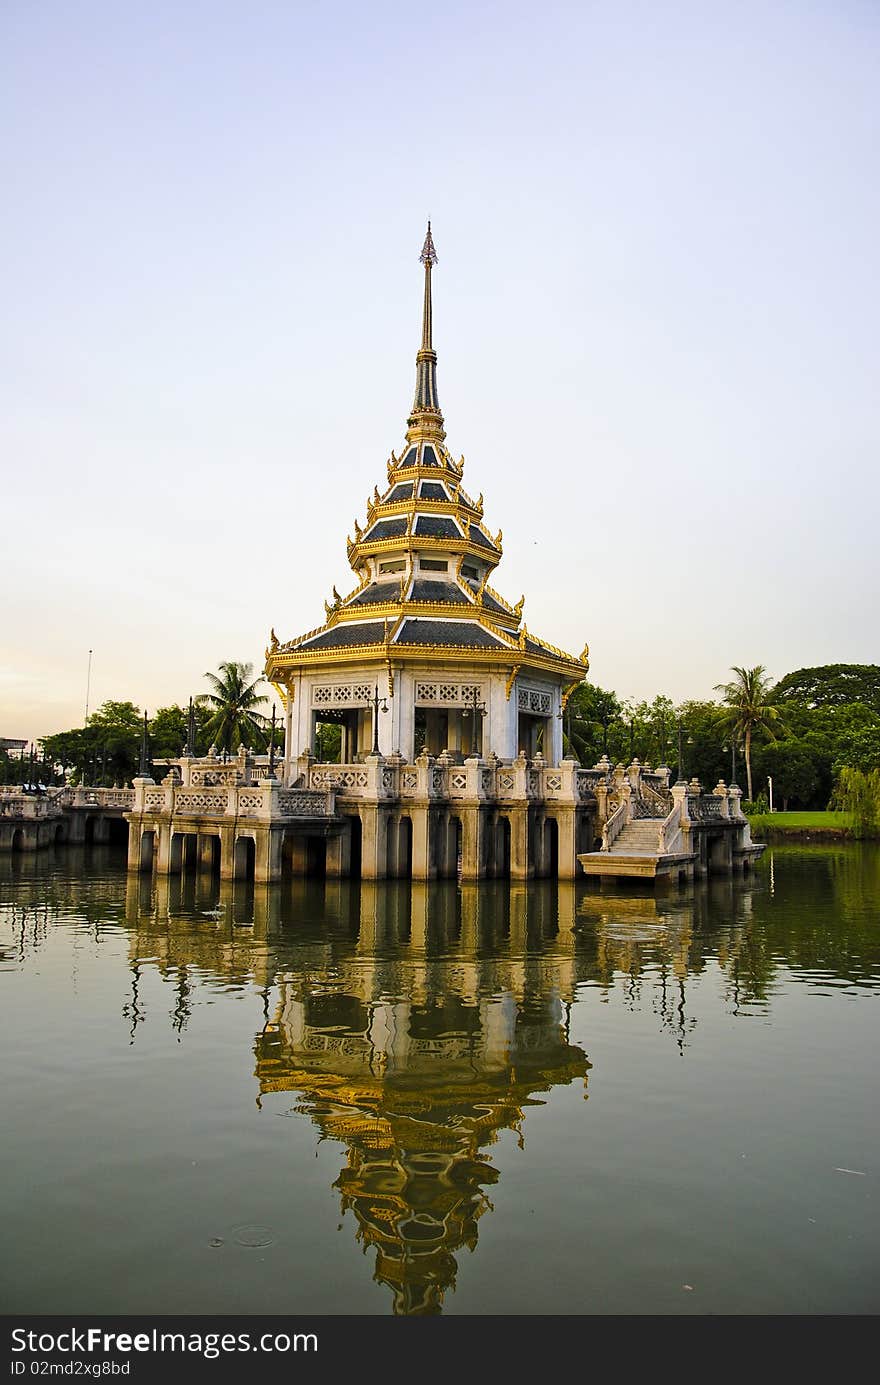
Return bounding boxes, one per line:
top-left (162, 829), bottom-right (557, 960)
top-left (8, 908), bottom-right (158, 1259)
top-left (131, 776), bottom-right (154, 812)
top-left (259, 780), bottom-right (280, 818)
top-left (626, 758), bottom-right (642, 793)
top-left (363, 752), bottom-right (388, 800)
top-left (464, 754), bottom-right (486, 800)
top-left (728, 784), bottom-right (745, 819)
top-left (671, 780), bottom-right (691, 825)
top-left (554, 760), bottom-right (579, 803)
top-left (512, 750), bottom-right (530, 799)
top-left (713, 781), bottom-right (730, 818)
top-left (414, 750), bottom-right (435, 801)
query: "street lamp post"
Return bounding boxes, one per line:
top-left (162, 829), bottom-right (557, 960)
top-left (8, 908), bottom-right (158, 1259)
top-left (138, 712), bottom-right (150, 778)
top-left (185, 696), bottom-right (196, 757)
top-left (371, 683), bottom-right (389, 756)
top-left (461, 686), bottom-right (487, 755)
top-left (676, 718), bottom-right (694, 784)
top-left (268, 706), bottom-right (277, 780)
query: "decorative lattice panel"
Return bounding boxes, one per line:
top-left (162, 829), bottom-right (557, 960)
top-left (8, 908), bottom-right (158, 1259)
top-left (174, 791), bottom-right (227, 814)
top-left (312, 684), bottom-right (372, 707)
top-left (278, 791), bottom-right (331, 817)
top-left (517, 686), bottom-right (553, 715)
top-left (415, 681), bottom-right (483, 706)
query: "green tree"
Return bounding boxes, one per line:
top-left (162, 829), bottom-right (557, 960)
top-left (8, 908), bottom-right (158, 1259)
top-left (834, 767), bottom-right (880, 838)
top-left (41, 701), bottom-right (142, 785)
top-left (149, 703), bottom-right (213, 759)
top-left (714, 666), bottom-right (782, 802)
top-left (773, 664), bottom-right (880, 713)
top-left (754, 738), bottom-right (819, 810)
top-left (564, 684), bottom-right (622, 764)
top-left (197, 662), bottom-right (269, 754)
top-left (676, 700), bottom-right (730, 787)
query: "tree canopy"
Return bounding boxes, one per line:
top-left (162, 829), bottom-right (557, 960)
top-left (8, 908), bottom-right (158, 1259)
top-left (197, 661), bottom-right (269, 754)
top-left (772, 664), bottom-right (880, 713)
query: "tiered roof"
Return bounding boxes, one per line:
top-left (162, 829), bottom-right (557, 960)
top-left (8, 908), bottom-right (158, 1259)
top-left (266, 226), bottom-right (588, 683)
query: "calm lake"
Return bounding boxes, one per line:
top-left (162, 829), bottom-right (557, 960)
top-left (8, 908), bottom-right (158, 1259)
top-left (1, 844), bottom-right (878, 1316)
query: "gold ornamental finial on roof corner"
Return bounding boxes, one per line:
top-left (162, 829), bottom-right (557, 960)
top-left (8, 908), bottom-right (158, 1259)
top-left (420, 220), bottom-right (438, 266)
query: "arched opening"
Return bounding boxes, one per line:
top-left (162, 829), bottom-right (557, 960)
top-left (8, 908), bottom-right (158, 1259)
top-left (545, 818), bottom-right (559, 877)
top-left (139, 830), bottom-right (155, 872)
top-left (233, 835), bottom-right (256, 880)
top-left (54, 821), bottom-right (67, 845)
top-left (395, 816), bottom-right (413, 878)
top-left (448, 816), bottom-right (463, 879)
top-left (282, 832), bottom-right (309, 877)
top-left (107, 817), bottom-right (128, 846)
top-left (85, 815), bottom-right (98, 844)
top-left (493, 816), bottom-right (511, 878)
top-left (169, 833), bottom-right (184, 874)
top-left (197, 834), bottom-right (219, 872)
top-left (181, 833), bottom-right (198, 870)
top-left (348, 816), bottom-right (362, 878)
top-left (11, 828), bottom-right (24, 853)
top-left (306, 836), bottom-right (327, 877)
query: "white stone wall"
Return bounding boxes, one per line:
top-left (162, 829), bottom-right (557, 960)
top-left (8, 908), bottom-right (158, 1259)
top-left (283, 662), bottom-right (569, 767)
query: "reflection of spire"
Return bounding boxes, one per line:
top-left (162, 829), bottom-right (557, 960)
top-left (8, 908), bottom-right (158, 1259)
top-left (254, 979), bottom-right (589, 1315)
top-left (408, 222), bottom-right (444, 441)
top-left (171, 965), bottom-right (192, 1039)
top-left (122, 963), bottom-right (145, 1044)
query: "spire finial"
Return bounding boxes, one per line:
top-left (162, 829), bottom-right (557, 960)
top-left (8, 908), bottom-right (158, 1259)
top-left (408, 220), bottom-right (444, 441)
top-left (420, 220), bottom-right (438, 267)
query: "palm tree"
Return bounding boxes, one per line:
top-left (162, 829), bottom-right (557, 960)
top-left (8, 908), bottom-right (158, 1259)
top-left (714, 665), bottom-right (782, 801)
top-left (197, 661), bottom-right (269, 755)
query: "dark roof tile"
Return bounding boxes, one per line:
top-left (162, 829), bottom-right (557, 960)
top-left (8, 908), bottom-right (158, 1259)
top-left (362, 518), bottom-right (407, 542)
top-left (468, 524), bottom-right (498, 551)
top-left (480, 590), bottom-right (509, 614)
top-left (299, 622), bottom-right (388, 650)
top-left (415, 516), bottom-right (461, 539)
top-left (397, 620), bottom-right (506, 648)
top-left (347, 582), bottom-right (400, 607)
top-left (409, 580), bottom-right (469, 605)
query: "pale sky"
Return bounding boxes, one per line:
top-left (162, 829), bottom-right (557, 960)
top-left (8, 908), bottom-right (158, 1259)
top-left (2, 0), bottom-right (878, 741)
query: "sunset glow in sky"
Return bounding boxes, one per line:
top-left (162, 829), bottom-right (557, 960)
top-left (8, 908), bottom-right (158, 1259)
top-left (2, 1), bottom-right (878, 740)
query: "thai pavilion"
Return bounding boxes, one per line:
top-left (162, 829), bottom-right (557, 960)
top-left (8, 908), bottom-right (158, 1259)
top-left (266, 224), bottom-right (588, 771)
top-left (259, 225), bottom-right (595, 878)
top-left (124, 226), bottom-right (757, 884)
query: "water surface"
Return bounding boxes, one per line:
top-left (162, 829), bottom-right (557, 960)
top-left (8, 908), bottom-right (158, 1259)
top-left (1, 844), bottom-right (878, 1315)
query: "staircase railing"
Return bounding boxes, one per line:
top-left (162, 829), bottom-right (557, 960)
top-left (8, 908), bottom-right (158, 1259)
top-left (657, 801), bottom-right (683, 855)
top-left (600, 797), bottom-right (629, 852)
top-left (633, 779), bottom-right (672, 819)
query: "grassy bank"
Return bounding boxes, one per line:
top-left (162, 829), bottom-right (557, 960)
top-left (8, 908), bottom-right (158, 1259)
top-left (747, 810), bottom-right (854, 842)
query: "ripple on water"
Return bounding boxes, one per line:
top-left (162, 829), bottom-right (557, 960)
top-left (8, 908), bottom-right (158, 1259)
top-left (232, 1224), bottom-right (276, 1249)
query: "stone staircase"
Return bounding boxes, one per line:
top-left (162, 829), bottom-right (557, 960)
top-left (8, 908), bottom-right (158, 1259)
top-left (608, 819), bottom-right (665, 855)
top-left (578, 813), bottom-right (695, 882)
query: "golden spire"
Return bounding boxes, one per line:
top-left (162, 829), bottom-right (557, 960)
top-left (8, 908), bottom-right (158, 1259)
top-left (407, 221), bottom-right (445, 443)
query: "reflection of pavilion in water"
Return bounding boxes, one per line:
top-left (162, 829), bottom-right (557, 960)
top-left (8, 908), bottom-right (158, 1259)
top-left (124, 875), bottom-right (590, 1313)
top-left (118, 871), bottom-right (762, 1311)
top-left (256, 883), bottom-right (591, 1316)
